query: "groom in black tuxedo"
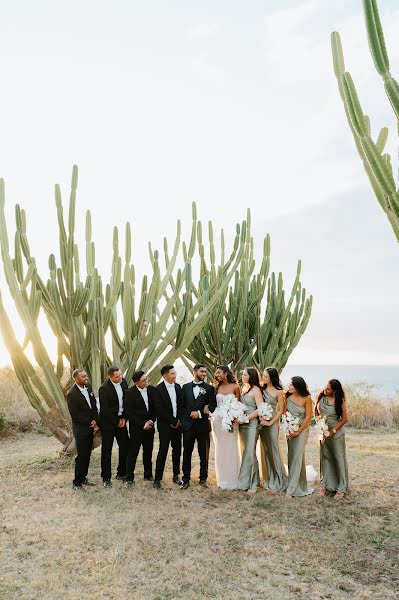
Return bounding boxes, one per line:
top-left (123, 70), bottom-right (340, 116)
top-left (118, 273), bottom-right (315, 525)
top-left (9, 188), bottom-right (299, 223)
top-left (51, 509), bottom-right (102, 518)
top-left (66, 369), bottom-right (99, 491)
top-left (180, 364), bottom-right (216, 489)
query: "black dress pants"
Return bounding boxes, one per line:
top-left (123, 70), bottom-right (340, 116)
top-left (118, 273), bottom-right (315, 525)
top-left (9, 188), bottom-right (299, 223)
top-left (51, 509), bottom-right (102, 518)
top-left (73, 424), bottom-right (94, 485)
top-left (182, 427), bottom-right (209, 483)
top-left (154, 425), bottom-right (182, 482)
top-left (100, 425), bottom-right (129, 481)
top-left (126, 427), bottom-right (155, 481)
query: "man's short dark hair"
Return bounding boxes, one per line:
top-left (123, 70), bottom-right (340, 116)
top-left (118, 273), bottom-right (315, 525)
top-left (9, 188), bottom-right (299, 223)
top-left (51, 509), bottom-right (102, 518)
top-left (161, 364), bottom-right (174, 376)
top-left (132, 370), bottom-right (145, 383)
top-left (72, 368), bottom-right (85, 379)
top-left (193, 364), bottom-right (206, 371)
top-left (108, 365), bottom-right (121, 376)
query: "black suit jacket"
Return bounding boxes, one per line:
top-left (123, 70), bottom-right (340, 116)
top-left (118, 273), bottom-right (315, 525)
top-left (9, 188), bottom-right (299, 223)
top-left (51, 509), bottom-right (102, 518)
top-left (155, 381), bottom-right (182, 429)
top-left (98, 378), bottom-right (128, 430)
top-left (181, 381), bottom-right (216, 432)
top-left (124, 385), bottom-right (157, 430)
top-left (67, 383), bottom-right (98, 429)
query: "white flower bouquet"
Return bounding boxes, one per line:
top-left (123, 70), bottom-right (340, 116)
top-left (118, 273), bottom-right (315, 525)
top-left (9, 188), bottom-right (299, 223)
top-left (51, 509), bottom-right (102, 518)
top-left (258, 401), bottom-right (273, 421)
top-left (281, 411), bottom-right (301, 437)
top-left (215, 393), bottom-right (249, 432)
top-left (313, 416), bottom-right (330, 442)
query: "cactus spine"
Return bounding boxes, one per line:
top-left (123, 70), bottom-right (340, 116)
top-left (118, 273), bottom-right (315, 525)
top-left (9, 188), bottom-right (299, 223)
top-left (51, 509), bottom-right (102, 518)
top-left (331, 0), bottom-right (399, 242)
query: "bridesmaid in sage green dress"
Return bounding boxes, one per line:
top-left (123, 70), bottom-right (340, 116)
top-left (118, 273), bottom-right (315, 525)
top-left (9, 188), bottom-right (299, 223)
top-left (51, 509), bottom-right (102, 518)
top-left (284, 376), bottom-right (314, 497)
top-left (237, 367), bottom-right (263, 494)
top-left (315, 379), bottom-right (348, 500)
top-left (259, 367), bottom-right (287, 492)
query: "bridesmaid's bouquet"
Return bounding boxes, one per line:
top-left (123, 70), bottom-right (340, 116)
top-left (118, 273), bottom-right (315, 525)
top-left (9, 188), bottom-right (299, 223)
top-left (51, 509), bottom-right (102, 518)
top-left (313, 416), bottom-right (330, 443)
top-left (217, 394), bottom-right (249, 432)
top-left (258, 401), bottom-right (273, 421)
top-left (281, 411), bottom-right (301, 437)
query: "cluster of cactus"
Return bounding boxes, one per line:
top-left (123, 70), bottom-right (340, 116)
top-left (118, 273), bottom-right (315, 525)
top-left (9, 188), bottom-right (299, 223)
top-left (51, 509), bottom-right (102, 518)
top-left (331, 0), bottom-right (399, 242)
top-left (179, 209), bottom-right (313, 377)
top-left (0, 167), bottom-right (247, 450)
top-left (0, 167), bottom-right (312, 451)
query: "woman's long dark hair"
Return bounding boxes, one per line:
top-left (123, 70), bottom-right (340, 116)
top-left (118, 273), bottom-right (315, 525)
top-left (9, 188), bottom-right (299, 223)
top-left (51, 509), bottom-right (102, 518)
top-left (316, 379), bottom-right (345, 419)
top-left (213, 365), bottom-right (237, 389)
top-left (265, 367), bottom-right (283, 390)
top-left (243, 367), bottom-right (262, 390)
top-left (284, 375), bottom-right (309, 399)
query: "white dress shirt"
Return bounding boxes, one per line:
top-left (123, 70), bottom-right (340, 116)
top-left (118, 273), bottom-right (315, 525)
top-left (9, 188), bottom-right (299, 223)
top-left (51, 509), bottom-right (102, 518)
top-left (111, 381), bottom-right (124, 415)
top-left (164, 381), bottom-right (177, 417)
top-left (77, 384), bottom-right (92, 409)
top-left (192, 381), bottom-right (203, 417)
top-left (138, 386), bottom-right (149, 411)
top-left (137, 386), bottom-right (153, 429)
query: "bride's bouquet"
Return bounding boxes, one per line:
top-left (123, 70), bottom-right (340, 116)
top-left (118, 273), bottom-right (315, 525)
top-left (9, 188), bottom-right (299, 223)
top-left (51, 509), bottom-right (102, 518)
top-left (216, 394), bottom-right (249, 432)
top-left (313, 416), bottom-right (330, 443)
top-left (281, 411), bottom-right (301, 437)
top-left (258, 401), bottom-right (273, 421)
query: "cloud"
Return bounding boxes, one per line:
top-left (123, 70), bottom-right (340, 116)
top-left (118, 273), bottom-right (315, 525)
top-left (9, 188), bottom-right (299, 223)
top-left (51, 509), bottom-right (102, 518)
top-left (187, 23), bottom-right (221, 38)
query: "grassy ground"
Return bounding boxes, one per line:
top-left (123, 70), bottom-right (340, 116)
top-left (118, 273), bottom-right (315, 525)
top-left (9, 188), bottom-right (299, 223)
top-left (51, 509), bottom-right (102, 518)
top-left (0, 429), bottom-right (398, 600)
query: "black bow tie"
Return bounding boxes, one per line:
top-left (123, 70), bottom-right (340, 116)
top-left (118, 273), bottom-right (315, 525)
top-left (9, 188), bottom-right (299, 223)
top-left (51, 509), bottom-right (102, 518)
top-left (193, 382), bottom-right (204, 387)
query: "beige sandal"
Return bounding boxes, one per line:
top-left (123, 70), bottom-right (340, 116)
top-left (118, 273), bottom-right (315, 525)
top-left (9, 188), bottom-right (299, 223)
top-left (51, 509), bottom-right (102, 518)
top-left (334, 492), bottom-right (345, 500)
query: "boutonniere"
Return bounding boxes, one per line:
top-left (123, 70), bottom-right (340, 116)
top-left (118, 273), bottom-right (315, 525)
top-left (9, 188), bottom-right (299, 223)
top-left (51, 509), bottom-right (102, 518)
top-left (199, 388), bottom-right (207, 396)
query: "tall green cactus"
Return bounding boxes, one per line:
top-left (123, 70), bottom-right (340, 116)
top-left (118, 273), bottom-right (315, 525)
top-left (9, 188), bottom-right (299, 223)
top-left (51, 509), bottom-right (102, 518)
top-left (179, 209), bottom-right (313, 377)
top-left (0, 167), bottom-right (246, 451)
top-left (331, 0), bottom-right (399, 242)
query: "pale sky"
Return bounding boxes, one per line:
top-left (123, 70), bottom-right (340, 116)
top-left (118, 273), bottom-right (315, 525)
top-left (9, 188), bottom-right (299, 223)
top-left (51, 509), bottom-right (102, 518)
top-left (0, 0), bottom-right (398, 366)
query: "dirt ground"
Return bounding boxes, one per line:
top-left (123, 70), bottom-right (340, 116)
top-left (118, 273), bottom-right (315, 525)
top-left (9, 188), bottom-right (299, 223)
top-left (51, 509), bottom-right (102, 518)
top-left (0, 429), bottom-right (398, 599)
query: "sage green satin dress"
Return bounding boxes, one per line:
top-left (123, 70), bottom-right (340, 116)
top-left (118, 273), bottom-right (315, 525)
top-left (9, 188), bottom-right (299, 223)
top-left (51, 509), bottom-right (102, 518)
top-left (286, 398), bottom-right (313, 497)
top-left (259, 390), bottom-right (287, 492)
top-left (237, 393), bottom-right (260, 490)
top-left (318, 396), bottom-right (348, 493)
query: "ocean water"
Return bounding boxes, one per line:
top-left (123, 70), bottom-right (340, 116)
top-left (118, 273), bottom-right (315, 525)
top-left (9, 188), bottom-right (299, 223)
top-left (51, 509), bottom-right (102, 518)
top-left (281, 365), bottom-right (398, 399)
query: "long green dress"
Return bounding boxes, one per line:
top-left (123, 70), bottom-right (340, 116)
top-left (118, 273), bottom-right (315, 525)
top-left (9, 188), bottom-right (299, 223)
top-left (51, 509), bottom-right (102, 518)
top-left (237, 393), bottom-right (260, 490)
top-left (286, 398), bottom-right (313, 497)
top-left (318, 396), bottom-right (348, 493)
top-left (259, 390), bottom-right (287, 492)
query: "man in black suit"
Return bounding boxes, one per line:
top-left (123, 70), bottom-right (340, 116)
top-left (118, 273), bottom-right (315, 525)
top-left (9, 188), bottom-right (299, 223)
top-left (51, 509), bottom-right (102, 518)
top-left (98, 366), bottom-right (129, 488)
top-left (124, 370), bottom-right (157, 487)
top-left (66, 369), bottom-right (99, 491)
top-left (180, 364), bottom-right (216, 489)
top-left (153, 364), bottom-right (183, 489)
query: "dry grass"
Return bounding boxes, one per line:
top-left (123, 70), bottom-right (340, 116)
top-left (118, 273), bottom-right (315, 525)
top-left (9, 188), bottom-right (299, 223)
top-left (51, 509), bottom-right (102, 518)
top-left (345, 383), bottom-right (399, 430)
top-left (0, 428), bottom-right (398, 600)
top-left (0, 367), bottom-right (40, 433)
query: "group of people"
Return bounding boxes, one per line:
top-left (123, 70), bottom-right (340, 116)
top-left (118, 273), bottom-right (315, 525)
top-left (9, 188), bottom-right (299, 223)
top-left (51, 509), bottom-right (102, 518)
top-left (66, 363), bottom-right (349, 499)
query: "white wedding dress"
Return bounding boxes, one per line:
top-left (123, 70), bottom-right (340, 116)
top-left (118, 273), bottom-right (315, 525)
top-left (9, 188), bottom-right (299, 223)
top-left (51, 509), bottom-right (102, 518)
top-left (211, 393), bottom-right (241, 489)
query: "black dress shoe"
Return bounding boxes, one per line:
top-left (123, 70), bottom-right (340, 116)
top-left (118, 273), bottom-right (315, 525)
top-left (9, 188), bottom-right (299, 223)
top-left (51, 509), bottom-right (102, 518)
top-left (82, 478), bottom-right (95, 486)
top-left (103, 480), bottom-right (112, 488)
top-left (125, 480), bottom-right (134, 488)
top-left (73, 484), bottom-right (83, 491)
top-left (144, 476), bottom-right (154, 481)
top-left (172, 476), bottom-right (182, 485)
top-left (115, 474), bottom-right (126, 481)
top-left (153, 480), bottom-right (162, 489)
top-left (180, 481), bottom-right (190, 490)
top-left (199, 480), bottom-right (209, 488)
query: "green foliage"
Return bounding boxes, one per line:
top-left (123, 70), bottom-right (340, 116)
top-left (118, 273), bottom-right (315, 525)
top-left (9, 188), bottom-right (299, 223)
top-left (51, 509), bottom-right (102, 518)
top-left (0, 168), bottom-right (248, 448)
top-left (331, 0), bottom-right (399, 242)
top-left (181, 211), bottom-right (312, 376)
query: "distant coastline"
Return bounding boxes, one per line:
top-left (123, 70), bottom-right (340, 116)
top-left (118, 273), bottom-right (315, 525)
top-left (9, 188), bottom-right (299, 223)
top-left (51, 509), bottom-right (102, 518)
top-left (281, 365), bottom-right (398, 398)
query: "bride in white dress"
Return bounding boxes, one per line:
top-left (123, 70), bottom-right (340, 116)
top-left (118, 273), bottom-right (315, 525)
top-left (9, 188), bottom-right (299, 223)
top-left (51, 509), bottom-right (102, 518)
top-left (210, 365), bottom-right (241, 489)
